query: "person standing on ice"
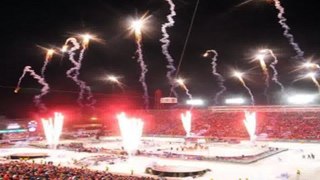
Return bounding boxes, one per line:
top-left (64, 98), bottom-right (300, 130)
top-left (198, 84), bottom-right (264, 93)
top-left (296, 169), bottom-right (301, 176)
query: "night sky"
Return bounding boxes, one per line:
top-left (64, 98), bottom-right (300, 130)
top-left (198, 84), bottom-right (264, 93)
top-left (1, 0), bottom-right (320, 117)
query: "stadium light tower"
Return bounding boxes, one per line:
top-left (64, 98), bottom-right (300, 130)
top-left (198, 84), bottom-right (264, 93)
top-left (186, 99), bottom-right (204, 106)
top-left (287, 94), bottom-right (317, 105)
top-left (225, 97), bottom-right (245, 105)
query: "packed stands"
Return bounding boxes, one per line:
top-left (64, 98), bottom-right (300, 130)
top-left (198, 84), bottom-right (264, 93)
top-left (0, 161), bottom-right (155, 180)
top-left (103, 106), bottom-right (320, 140)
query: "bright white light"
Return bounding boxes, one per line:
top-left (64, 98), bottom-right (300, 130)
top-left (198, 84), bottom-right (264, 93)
top-left (7, 123), bottom-right (21, 129)
top-left (287, 94), bottom-right (316, 104)
top-left (256, 54), bottom-right (265, 60)
top-left (61, 45), bottom-right (68, 53)
top-left (117, 112), bottom-right (144, 156)
top-left (225, 98), bottom-right (245, 104)
top-left (131, 20), bottom-right (143, 32)
top-left (203, 52), bottom-right (209, 57)
top-left (186, 99), bottom-right (204, 106)
top-left (243, 111), bottom-right (257, 143)
top-left (304, 62), bottom-right (313, 68)
top-left (233, 71), bottom-right (243, 78)
top-left (303, 62), bottom-right (320, 69)
top-left (107, 75), bottom-right (119, 83)
top-left (81, 33), bottom-right (93, 48)
top-left (41, 112), bottom-right (64, 149)
top-left (306, 72), bottom-right (316, 78)
top-left (259, 49), bottom-right (268, 53)
top-left (82, 34), bottom-right (92, 42)
top-left (176, 78), bottom-right (185, 85)
top-left (181, 111), bottom-right (192, 137)
top-left (47, 49), bottom-right (54, 56)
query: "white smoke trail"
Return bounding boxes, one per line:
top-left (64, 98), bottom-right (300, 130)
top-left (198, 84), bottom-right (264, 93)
top-left (273, 0), bottom-right (304, 60)
top-left (185, 88), bottom-right (193, 100)
top-left (243, 83), bottom-right (255, 105)
top-left (65, 38), bottom-right (96, 107)
top-left (266, 49), bottom-right (285, 92)
top-left (177, 80), bottom-right (192, 100)
top-left (136, 41), bottom-right (149, 109)
top-left (16, 66), bottom-right (50, 112)
top-left (204, 50), bottom-right (226, 104)
top-left (160, 0), bottom-right (178, 97)
top-left (263, 73), bottom-right (270, 104)
top-left (238, 76), bottom-right (255, 105)
top-left (77, 45), bottom-right (96, 107)
top-left (41, 60), bottom-right (49, 78)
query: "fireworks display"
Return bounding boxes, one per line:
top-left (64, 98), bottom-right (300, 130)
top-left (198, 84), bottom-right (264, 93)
top-left (272, 0), bottom-right (304, 60)
top-left (107, 75), bottom-right (120, 84)
top-left (262, 49), bottom-right (285, 92)
top-left (41, 112), bottom-right (64, 149)
top-left (256, 50), bottom-right (270, 101)
top-left (5, 1), bottom-right (320, 179)
top-left (176, 78), bottom-right (192, 99)
top-left (181, 111), bottom-right (192, 137)
top-left (107, 75), bottom-right (125, 91)
top-left (41, 49), bottom-right (55, 78)
top-left (303, 62), bottom-right (320, 70)
top-left (116, 112), bottom-right (144, 156)
top-left (203, 50), bottom-right (226, 104)
top-left (243, 111), bottom-right (257, 143)
top-left (8, 1), bottom-right (320, 111)
top-left (130, 16), bottom-right (149, 109)
top-left (234, 71), bottom-right (255, 105)
top-left (64, 37), bottom-right (96, 107)
top-left (15, 66), bottom-right (50, 112)
top-left (306, 72), bottom-right (320, 93)
top-left (15, 47), bottom-right (55, 112)
top-left (160, 0), bottom-right (177, 98)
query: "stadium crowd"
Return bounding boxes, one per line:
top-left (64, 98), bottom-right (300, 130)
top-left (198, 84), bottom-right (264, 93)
top-left (104, 109), bottom-right (320, 140)
top-left (0, 161), bottom-right (156, 180)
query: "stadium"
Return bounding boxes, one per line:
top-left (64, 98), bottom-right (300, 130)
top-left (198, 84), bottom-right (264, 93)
top-left (1, 0), bottom-right (320, 179)
top-left (1, 104), bottom-right (320, 179)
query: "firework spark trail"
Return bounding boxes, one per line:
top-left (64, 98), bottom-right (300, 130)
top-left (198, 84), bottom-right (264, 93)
top-left (273, 0), bottom-right (304, 60)
top-left (235, 0), bottom-right (254, 8)
top-left (65, 38), bottom-right (95, 107)
top-left (257, 55), bottom-right (270, 102)
top-left (182, 85), bottom-right (193, 99)
top-left (204, 50), bottom-right (226, 104)
top-left (176, 79), bottom-right (192, 100)
top-left (310, 76), bottom-right (320, 94)
top-left (241, 80), bottom-right (255, 105)
top-left (160, 0), bottom-right (178, 98)
top-left (41, 49), bottom-right (54, 78)
top-left (235, 74), bottom-right (255, 105)
top-left (132, 21), bottom-right (150, 109)
top-left (15, 66), bottom-right (49, 112)
top-left (266, 49), bottom-right (285, 92)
